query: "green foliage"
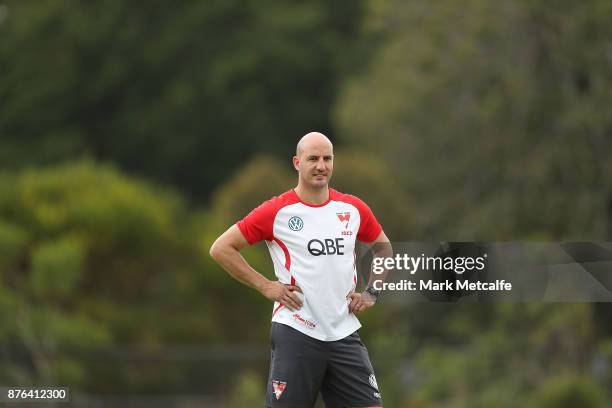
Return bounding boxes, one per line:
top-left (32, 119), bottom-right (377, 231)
top-left (332, 149), bottom-right (414, 240)
top-left (394, 303), bottom-right (607, 407)
top-left (0, 220), bottom-right (28, 269)
top-left (204, 156), bottom-right (293, 340)
top-left (30, 236), bottom-right (84, 298)
top-left (334, 1), bottom-right (612, 404)
top-left (0, 161), bottom-right (206, 389)
top-left (209, 155), bottom-right (295, 231)
top-left (529, 375), bottom-right (607, 408)
top-left (228, 369), bottom-right (266, 408)
top-left (0, 0), bottom-right (368, 200)
top-left (336, 0), bottom-right (612, 240)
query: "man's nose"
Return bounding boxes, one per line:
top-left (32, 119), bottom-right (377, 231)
top-left (316, 159), bottom-right (326, 170)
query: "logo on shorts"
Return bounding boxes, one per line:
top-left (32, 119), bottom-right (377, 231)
top-left (272, 380), bottom-right (287, 400)
top-left (369, 373), bottom-right (379, 391)
top-left (288, 216), bottom-right (303, 231)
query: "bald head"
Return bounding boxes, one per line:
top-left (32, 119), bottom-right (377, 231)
top-left (293, 131), bottom-right (334, 190)
top-left (296, 132), bottom-right (333, 157)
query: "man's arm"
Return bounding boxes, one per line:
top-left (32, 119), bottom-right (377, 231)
top-left (209, 225), bottom-right (303, 311)
top-left (364, 230), bottom-right (393, 289)
top-left (348, 230), bottom-right (393, 314)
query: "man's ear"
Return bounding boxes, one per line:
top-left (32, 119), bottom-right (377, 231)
top-left (292, 156), bottom-right (300, 171)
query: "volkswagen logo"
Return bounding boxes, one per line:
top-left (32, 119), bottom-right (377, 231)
top-left (288, 216), bottom-right (304, 231)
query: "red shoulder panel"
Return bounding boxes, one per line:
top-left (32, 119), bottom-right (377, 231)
top-left (236, 190), bottom-right (299, 245)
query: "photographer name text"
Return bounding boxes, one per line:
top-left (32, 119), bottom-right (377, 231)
top-left (373, 279), bottom-right (512, 291)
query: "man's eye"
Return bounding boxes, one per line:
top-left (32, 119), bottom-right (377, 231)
top-left (324, 157), bottom-right (332, 161)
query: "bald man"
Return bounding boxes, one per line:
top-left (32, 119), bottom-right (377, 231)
top-left (210, 132), bottom-right (391, 407)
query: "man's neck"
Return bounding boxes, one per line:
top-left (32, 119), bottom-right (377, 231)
top-left (294, 184), bottom-right (330, 205)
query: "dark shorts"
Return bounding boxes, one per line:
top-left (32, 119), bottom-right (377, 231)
top-left (265, 322), bottom-right (383, 408)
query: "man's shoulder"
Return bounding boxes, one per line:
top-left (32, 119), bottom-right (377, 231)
top-left (255, 189), bottom-right (300, 212)
top-left (237, 190), bottom-right (300, 244)
top-left (330, 188), bottom-right (369, 208)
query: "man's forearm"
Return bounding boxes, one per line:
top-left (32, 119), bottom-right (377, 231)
top-left (367, 241), bottom-right (393, 288)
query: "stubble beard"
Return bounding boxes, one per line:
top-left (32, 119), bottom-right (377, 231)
top-left (300, 173), bottom-right (330, 190)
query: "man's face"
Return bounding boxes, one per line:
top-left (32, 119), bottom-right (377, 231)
top-left (293, 142), bottom-right (334, 189)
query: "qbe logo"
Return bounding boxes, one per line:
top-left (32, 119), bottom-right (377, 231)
top-left (307, 238), bottom-right (345, 256)
top-left (288, 216), bottom-right (303, 231)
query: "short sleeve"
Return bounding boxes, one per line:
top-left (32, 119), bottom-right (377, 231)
top-left (236, 200), bottom-right (278, 245)
top-left (355, 198), bottom-right (382, 243)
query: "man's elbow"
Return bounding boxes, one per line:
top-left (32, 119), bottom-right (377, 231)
top-left (210, 238), bottom-right (240, 262)
top-left (210, 226), bottom-right (246, 262)
top-left (209, 239), bottom-right (222, 261)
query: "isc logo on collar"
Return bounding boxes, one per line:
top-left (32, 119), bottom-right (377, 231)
top-left (288, 216), bottom-right (303, 231)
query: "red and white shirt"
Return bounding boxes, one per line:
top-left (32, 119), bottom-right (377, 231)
top-left (237, 188), bottom-right (382, 341)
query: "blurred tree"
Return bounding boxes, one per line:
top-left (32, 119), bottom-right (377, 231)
top-left (208, 155), bottom-right (295, 231)
top-left (200, 155), bottom-right (294, 341)
top-left (228, 369), bottom-right (266, 408)
top-left (0, 161), bottom-right (209, 391)
top-left (335, 0), bottom-right (612, 240)
top-left (405, 303), bottom-right (606, 407)
top-left (529, 375), bottom-right (607, 408)
top-left (331, 149), bottom-right (415, 240)
top-left (334, 4), bottom-right (612, 401)
top-left (0, 0), bottom-right (369, 202)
